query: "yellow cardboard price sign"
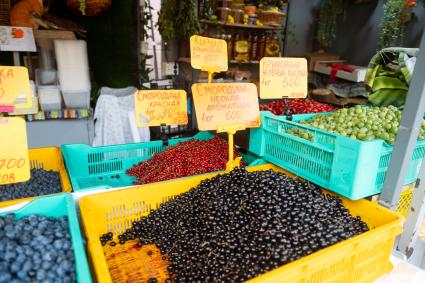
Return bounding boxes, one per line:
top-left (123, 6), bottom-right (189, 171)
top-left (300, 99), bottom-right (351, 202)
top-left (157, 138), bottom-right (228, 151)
top-left (191, 83), bottom-right (261, 131)
top-left (0, 117), bottom-right (30, 185)
top-left (135, 90), bottom-right (188, 127)
top-left (260, 57), bottom-right (308, 99)
top-left (0, 66), bottom-right (32, 110)
top-left (190, 35), bottom-right (228, 72)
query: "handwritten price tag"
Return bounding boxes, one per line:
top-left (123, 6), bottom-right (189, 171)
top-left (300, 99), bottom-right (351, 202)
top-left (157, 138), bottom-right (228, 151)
top-left (190, 35), bottom-right (228, 72)
top-left (0, 117), bottom-right (30, 185)
top-left (260, 57), bottom-right (308, 99)
top-left (0, 66), bottom-right (32, 111)
top-left (135, 90), bottom-right (188, 127)
top-left (191, 83), bottom-right (260, 131)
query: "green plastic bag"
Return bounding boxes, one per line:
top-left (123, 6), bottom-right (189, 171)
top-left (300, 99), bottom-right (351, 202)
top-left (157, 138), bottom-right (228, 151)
top-left (365, 48), bottom-right (418, 109)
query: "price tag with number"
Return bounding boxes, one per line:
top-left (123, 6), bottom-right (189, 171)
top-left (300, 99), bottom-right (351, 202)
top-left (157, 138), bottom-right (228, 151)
top-left (191, 83), bottom-right (260, 131)
top-left (0, 66), bottom-right (32, 112)
top-left (0, 117), bottom-right (30, 185)
top-left (260, 57), bottom-right (308, 99)
top-left (190, 35), bottom-right (228, 72)
top-left (135, 90), bottom-right (188, 127)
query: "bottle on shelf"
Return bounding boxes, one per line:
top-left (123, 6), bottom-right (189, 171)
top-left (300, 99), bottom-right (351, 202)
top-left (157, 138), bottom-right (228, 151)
top-left (203, 0), bottom-right (213, 19)
top-left (234, 33), bottom-right (249, 62)
top-left (250, 33), bottom-right (258, 61)
top-left (257, 33), bottom-right (266, 60)
top-left (225, 34), bottom-right (233, 59)
top-left (265, 32), bottom-right (281, 57)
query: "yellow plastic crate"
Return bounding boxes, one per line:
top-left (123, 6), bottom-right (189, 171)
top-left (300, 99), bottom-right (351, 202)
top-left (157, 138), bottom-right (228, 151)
top-left (396, 185), bottom-right (415, 217)
top-left (0, 147), bottom-right (72, 207)
top-left (79, 164), bottom-right (403, 283)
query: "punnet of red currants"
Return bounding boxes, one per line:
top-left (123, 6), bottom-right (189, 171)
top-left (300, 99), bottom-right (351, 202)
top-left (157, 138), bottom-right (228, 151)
top-left (103, 168), bottom-right (369, 282)
top-left (126, 137), bottom-right (246, 185)
top-left (260, 99), bottom-right (335, 115)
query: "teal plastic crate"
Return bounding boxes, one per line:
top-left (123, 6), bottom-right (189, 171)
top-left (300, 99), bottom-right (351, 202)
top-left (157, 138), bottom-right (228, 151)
top-left (250, 111), bottom-right (425, 200)
top-left (0, 194), bottom-right (91, 283)
top-left (62, 132), bottom-right (263, 191)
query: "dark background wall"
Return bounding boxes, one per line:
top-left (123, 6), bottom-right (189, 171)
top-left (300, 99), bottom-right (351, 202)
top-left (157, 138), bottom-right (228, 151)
top-left (285, 0), bottom-right (425, 66)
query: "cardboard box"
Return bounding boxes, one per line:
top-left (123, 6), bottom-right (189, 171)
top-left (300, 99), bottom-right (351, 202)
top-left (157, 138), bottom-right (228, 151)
top-left (305, 52), bottom-right (340, 71)
top-left (314, 60), bottom-right (368, 82)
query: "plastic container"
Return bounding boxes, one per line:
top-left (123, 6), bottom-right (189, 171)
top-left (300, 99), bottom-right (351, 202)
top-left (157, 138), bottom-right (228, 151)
top-left (54, 40), bottom-right (91, 109)
top-left (249, 111), bottom-right (425, 200)
top-left (37, 85), bottom-right (62, 111)
top-left (62, 132), bottom-right (263, 191)
top-left (35, 68), bottom-right (58, 85)
top-left (0, 194), bottom-right (92, 282)
top-left (62, 90), bottom-right (90, 109)
top-left (0, 147), bottom-right (72, 208)
top-left (79, 163), bottom-right (403, 283)
top-left (216, 7), bottom-right (231, 21)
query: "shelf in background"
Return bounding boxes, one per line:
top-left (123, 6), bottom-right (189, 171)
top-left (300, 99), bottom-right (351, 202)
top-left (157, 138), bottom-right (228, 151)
top-left (200, 19), bottom-right (283, 30)
top-left (178, 57), bottom-right (260, 65)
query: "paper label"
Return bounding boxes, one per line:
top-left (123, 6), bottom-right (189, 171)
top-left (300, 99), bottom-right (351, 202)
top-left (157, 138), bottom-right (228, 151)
top-left (0, 66), bottom-right (32, 110)
top-left (191, 83), bottom-right (261, 131)
top-left (260, 57), bottom-right (308, 99)
top-left (190, 35), bottom-right (228, 71)
top-left (135, 90), bottom-right (188, 127)
top-left (0, 26), bottom-right (36, 52)
top-left (0, 117), bottom-right (30, 185)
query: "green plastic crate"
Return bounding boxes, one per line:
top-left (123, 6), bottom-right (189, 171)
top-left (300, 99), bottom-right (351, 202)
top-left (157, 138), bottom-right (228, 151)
top-left (249, 111), bottom-right (425, 200)
top-left (0, 194), bottom-right (91, 283)
top-left (62, 132), bottom-right (263, 191)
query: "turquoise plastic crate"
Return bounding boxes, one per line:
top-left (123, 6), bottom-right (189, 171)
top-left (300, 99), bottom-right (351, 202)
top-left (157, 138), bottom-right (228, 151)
top-left (62, 132), bottom-right (263, 191)
top-left (250, 111), bottom-right (425, 200)
top-left (0, 194), bottom-right (91, 283)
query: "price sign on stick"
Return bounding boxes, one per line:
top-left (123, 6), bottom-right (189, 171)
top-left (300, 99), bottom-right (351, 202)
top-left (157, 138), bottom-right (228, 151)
top-left (0, 117), bottom-right (30, 185)
top-left (190, 35), bottom-right (228, 83)
top-left (260, 57), bottom-right (308, 99)
top-left (135, 90), bottom-right (188, 127)
top-left (0, 66), bottom-right (32, 112)
top-left (191, 83), bottom-right (260, 131)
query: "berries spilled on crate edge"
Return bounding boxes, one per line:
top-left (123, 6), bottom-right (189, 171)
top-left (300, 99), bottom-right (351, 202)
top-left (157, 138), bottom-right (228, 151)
top-left (104, 168), bottom-right (369, 282)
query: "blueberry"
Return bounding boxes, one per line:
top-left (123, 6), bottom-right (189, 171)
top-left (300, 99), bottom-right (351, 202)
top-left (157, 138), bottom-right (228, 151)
top-left (19, 232), bottom-right (31, 244)
top-left (22, 260), bottom-right (32, 272)
top-left (53, 239), bottom-right (63, 250)
top-left (16, 270), bottom-right (29, 280)
top-left (41, 261), bottom-right (51, 271)
top-left (36, 269), bottom-right (46, 281)
top-left (10, 262), bottom-right (21, 273)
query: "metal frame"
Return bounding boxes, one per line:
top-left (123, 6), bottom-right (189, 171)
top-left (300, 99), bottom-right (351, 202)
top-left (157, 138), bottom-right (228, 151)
top-left (379, 31), bottom-right (425, 264)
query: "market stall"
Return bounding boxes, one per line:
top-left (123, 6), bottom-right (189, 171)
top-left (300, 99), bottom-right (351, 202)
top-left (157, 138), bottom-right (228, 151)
top-left (1, 0), bottom-right (425, 282)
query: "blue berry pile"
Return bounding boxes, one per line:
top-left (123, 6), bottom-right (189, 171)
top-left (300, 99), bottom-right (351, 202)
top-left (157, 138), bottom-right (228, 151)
top-left (0, 214), bottom-right (76, 283)
top-left (0, 169), bottom-right (61, 202)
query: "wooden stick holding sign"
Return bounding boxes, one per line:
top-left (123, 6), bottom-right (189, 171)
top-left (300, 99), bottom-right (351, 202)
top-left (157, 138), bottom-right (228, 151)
top-left (0, 66), bottom-right (32, 113)
top-left (0, 117), bottom-right (30, 185)
top-left (259, 57), bottom-right (308, 99)
top-left (191, 83), bottom-right (261, 171)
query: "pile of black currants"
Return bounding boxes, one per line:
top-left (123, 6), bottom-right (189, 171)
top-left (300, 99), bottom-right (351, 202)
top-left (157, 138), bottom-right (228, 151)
top-left (105, 168), bottom-right (369, 282)
top-left (0, 214), bottom-right (76, 283)
top-left (0, 169), bottom-right (62, 202)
